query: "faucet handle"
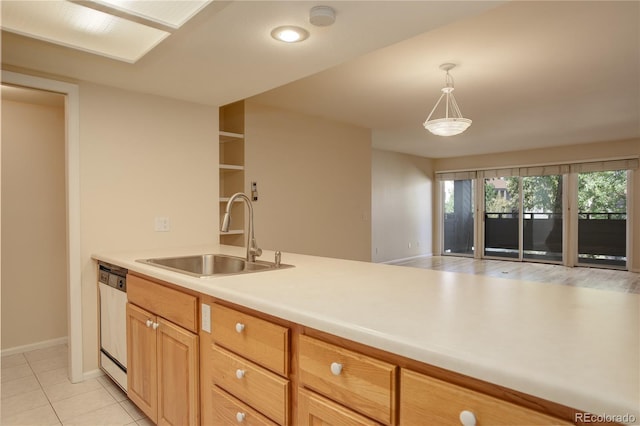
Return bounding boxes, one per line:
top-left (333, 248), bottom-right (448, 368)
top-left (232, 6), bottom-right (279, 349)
top-left (249, 246), bottom-right (262, 258)
top-left (275, 251), bottom-right (281, 267)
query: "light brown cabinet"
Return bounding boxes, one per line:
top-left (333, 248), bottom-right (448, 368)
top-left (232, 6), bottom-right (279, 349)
top-left (211, 386), bottom-right (278, 426)
top-left (399, 369), bottom-right (573, 426)
top-left (210, 302), bottom-right (289, 376)
top-left (202, 301), bottom-right (291, 425)
top-left (298, 334), bottom-right (396, 425)
top-left (212, 344), bottom-right (289, 425)
top-left (298, 387), bottom-right (382, 426)
top-left (126, 302), bottom-right (157, 420)
top-left (197, 300), bottom-right (575, 426)
top-left (126, 275), bottom-right (199, 426)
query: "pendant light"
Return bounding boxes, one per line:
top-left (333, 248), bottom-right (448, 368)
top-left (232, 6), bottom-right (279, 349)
top-left (423, 63), bottom-right (472, 136)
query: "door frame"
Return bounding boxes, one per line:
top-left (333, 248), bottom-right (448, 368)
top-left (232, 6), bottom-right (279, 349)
top-left (2, 71), bottom-right (83, 383)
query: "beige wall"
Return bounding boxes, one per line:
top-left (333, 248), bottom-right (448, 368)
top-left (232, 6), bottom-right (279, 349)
top-left (244, 101), bottom-right (371, 261)
top-left (371, 150), bottom-right (434, 263)
top-left (79, 83), bottom-right (218, 371)
top-left (434, 138), bottom-right (640, 271)
top-left (1, 98), bottom-right (67, 349)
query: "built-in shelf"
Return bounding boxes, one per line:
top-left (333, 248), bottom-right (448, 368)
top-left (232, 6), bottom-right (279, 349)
top-left (220, 101), bottom-right (245, 248)
top-left (219, 164), bottom-right (244, 171)
top-left (219, 131), bottom-right (244, 143)
top-left (220, 230), bottom-right (244, 235)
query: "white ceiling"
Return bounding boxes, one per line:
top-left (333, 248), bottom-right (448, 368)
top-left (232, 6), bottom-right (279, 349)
top-left (2, 1), bottom-right (638, 159)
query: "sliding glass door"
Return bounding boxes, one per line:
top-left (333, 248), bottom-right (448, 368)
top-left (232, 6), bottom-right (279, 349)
top-left (483, 173), bottom-right (564, 262)
top-left (484, 176), bottom-right (519, 259)
top-left (577, 170), bottom-right (627, 267)
top-left (439, 159), bottom-right (635, 271)
top-left (522, 175), bottom-right (563, 262)
top-left (442, 179), bottom-right (474, 255)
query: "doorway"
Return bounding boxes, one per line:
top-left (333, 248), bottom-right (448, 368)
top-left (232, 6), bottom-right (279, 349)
top-left (1, 71), bottom-right (82, 382)
top-left (1, 85), bottom-right (67, 351)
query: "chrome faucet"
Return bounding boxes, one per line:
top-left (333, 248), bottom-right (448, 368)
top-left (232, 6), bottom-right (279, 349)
top-left (221, 192), bottom-right (262, 262)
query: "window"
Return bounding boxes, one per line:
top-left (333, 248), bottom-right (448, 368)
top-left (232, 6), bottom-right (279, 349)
top-left (437, 158), bottom-right (637, 271)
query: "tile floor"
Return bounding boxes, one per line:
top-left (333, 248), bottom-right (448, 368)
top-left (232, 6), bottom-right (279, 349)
top-left (1, 344), bottom-right (151, 426)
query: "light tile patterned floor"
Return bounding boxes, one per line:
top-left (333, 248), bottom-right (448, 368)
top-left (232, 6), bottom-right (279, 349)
top-left (1, 344), bottom-right (152, 426)
top-left (391, 256), bottom-right (640, 294)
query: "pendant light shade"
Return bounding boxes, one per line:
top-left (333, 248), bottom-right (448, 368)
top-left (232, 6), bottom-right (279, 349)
top-left (423, 63), bottom-right (472, 136)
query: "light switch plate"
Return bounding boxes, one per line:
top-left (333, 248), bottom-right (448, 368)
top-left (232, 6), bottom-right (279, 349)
top-left (154, 216), bottom-right (170, 232)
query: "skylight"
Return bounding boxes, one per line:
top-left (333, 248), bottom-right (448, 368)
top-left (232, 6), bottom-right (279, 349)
top-left (92, 0), bottom-right (211, 29)
top-left (0, 0), bottom-right (213, 63)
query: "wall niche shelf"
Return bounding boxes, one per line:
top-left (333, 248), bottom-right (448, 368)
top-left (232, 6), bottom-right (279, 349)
top-left (219, 164), bottom-right (244, 171)
top-left (219, 101), bottom-right (246, 247)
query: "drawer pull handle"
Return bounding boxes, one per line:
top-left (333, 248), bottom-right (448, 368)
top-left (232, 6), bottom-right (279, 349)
top-left (459, 410), bottom-right (476, 426)
top-left (235, 369), bottom-right (246, 379)
top-left (330, 362), bottom-right (343, 376)
top-left (146, 319), bottom-right (153, 328)
top-left (235, 322), bottom-right (245, 333)
top-left (236, 412), bottom-right (246, 423)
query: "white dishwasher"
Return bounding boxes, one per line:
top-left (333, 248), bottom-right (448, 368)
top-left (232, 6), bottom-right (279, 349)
top-left (98, 262), bottom-right (128, 391)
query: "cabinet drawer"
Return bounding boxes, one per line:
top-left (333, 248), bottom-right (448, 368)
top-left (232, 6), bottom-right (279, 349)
top-left (127, 274), bottom-right (198, 333)
top-left (211, 303), bottom-right (289, 376)
top-left (212, 386), bottom-right (278, 426)
top-left (400, 369), bottom-right (572, 426)
top-left (298, 335), bottom-right (396, 425)
top-left (298, 388), bottom-right (382, 426)
top-left (212, 345), bottom-right (289, 425)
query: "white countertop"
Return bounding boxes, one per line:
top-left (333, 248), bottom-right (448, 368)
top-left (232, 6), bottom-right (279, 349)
top-left (93, 244), bottom-right (640, 423)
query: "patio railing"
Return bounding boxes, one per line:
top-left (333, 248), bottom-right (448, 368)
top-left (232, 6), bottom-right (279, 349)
top-left (444, 212), bottom-right (626, 258)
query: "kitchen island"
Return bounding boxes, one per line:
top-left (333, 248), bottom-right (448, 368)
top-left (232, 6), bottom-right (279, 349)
top-left (94, 244), bottom-right (639, 425)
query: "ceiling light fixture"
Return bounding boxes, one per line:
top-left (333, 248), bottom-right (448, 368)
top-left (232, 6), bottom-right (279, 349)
top-left (423, 63), bottom-right (472, 137)
top-left (271, 26), bottom-right (309, 43)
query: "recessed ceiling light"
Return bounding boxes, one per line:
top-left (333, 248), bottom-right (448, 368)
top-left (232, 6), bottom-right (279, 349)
top-left (271, 26), bottom-right (309, 43)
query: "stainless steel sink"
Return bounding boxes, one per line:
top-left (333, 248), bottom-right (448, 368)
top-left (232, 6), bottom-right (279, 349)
top-left (136, 253), bottom-right (292, 278)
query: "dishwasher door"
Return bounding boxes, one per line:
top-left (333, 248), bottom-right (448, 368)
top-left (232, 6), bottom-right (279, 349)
top-left (99, 282), bottom-right (128, 391)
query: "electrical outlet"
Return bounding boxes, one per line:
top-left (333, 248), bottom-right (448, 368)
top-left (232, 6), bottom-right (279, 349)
top-left (201, 303), bottom-right (211, 333)
top-left (154, 217), bottom-right (170, 232)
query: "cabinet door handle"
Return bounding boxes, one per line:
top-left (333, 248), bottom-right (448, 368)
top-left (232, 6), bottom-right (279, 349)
top-left (152, 322), bottom-right (159, 330)
top-left (235, 369), bottom-right (245, 379)
top-left (330, 362), bottom-right (343, 376)
top-left (235, 322), bottom-right (245, 333)
top-left (235, 412), bottom-right (246, 423)
top-left (459, 410), bottom-right (477, 426)
top-left (146, 319), bottom-right (153, 328)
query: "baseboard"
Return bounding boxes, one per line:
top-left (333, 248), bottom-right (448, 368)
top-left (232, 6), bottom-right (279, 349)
top-left (1, 336), bottom-right (68, 357)
top-left (380, 253), bottom-right (433, 265)
top-left (83, 368), bottom-right (105, 381)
